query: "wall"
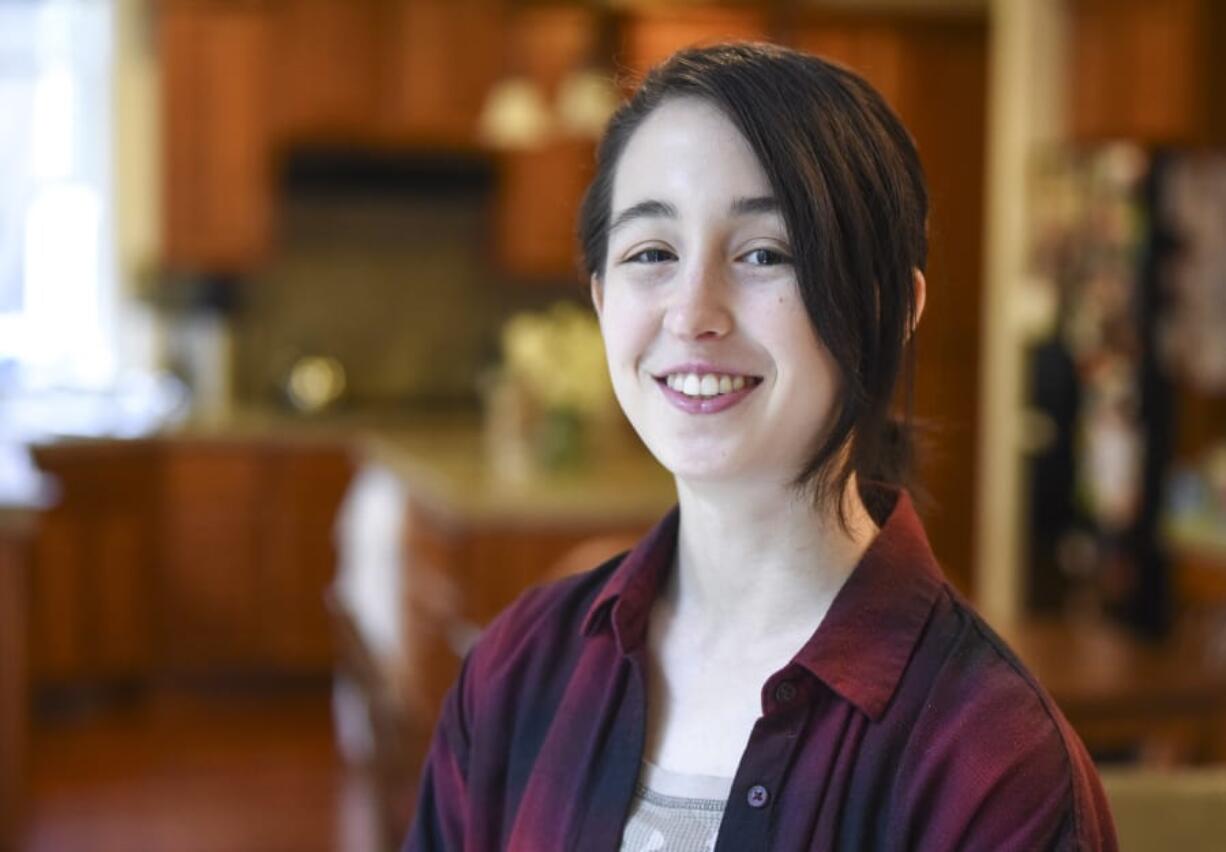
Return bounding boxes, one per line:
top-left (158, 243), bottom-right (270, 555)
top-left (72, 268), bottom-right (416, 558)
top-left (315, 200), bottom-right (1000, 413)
top-left (112, 0), bottom-right (161, 373)
top-left (977, 0), bottom-right (1068, 621)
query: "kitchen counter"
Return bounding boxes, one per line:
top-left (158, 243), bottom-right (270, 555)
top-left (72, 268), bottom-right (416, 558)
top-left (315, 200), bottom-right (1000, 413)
top-left (162, 406), bottom-right (677, 528)
top-left (33, 401), bottom-right (677, 530)
top-left (160, 405), bottom-right (446, 444)
top-left (360, 426), bottom-right (675, 529)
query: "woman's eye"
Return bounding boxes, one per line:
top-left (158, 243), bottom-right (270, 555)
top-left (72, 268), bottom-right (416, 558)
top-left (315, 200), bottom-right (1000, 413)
top-left (741, 247), bottom-right (792, 266)
top-left (625, 247), bottom-right (675, 264)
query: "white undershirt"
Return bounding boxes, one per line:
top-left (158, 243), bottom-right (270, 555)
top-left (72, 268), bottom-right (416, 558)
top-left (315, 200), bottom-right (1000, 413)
top-left (619, 759), bottom-right (735, 852)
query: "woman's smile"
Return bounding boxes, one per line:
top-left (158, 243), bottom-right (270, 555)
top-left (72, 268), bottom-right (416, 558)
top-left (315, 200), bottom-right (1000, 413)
top-left (651, 363), bottom-right (764, 414)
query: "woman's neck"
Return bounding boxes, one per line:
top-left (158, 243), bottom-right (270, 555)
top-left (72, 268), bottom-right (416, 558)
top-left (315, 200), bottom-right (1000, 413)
top-left (664, 474), bottom-right (880, 647)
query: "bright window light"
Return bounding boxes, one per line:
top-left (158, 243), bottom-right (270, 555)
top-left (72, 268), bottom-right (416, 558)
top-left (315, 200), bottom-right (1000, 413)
top-left (0, 0), bottom-right (114, 390)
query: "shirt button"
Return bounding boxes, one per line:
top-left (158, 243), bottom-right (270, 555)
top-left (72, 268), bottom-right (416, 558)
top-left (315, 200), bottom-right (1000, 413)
top-left (747, 784), bottom-right (770, 808)
top-left (773, 680), bottom-right (798, 704)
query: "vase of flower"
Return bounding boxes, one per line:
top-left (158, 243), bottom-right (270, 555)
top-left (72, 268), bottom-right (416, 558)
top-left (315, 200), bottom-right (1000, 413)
top-left (482, 302), bottom-right (616, 479)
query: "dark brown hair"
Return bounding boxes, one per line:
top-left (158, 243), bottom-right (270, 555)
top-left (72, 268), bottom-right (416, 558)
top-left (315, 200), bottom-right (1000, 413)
top-left (578, 42), bottom-right (927, 521)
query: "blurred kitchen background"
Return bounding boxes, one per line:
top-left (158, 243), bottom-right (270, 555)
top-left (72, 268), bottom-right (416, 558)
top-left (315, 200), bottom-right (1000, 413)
top-left (1, 0), bottom-right (1225, 849)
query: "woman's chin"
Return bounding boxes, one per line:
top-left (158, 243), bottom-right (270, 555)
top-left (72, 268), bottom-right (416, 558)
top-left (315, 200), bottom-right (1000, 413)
top-left (650, 446), bottom-right (759, 486)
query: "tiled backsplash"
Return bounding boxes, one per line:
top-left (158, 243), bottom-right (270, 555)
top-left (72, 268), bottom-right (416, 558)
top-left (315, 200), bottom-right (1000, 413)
top-left (232, 190), bottom-right (574, 409)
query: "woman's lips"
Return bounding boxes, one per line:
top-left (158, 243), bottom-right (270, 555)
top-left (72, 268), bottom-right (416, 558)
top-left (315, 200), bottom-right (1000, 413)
top-left (654, 376), bottom-right (760, 414)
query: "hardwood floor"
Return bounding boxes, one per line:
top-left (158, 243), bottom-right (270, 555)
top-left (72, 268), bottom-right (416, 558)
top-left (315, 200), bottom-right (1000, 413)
top-left (20, 684), bottom-right (387, 852)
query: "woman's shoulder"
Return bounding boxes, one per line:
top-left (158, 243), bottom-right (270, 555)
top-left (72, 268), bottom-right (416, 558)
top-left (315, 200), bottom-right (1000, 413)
top-left (892, 586), bottom-right (1116, 848)
top-left (923, 589), bottom-right (1080, 745)
top-left (905, 587), bottom-right (1083, 764)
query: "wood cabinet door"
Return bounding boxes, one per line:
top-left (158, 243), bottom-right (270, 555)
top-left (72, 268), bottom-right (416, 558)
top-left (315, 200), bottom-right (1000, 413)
top-left (258, 446), bottom-right (354, 672)
top-left (619, 6), bottom-right (768, 81)
top-left (896, 22), bottom-right (987, 598)
top-left (30, 510), bottom-right (81, 681)
top-left (160, 0), bottom-right (274, 270)
top-left (491, 6), bottom-right (598, 282)
top-left (28, 439), bottom-right (355, 681)
top-left (160, 444), bottom-right (265, 671)
top-left (29, 442), bottom-right (159, 684)
top-left (268, 0), bottom-right (381, 141)
top-left (160, 441), bottom-right (353, 675)
top-left (1069, 0), bottom-right (1213, 144)
top-left (267, 0), bottom-right (502, 146)
top-left (789, 22), bottom-right (907, 107)
top-left (493, 139), bottom-right (594, 282)
top-left (380, 0), bottom-right (503, 145)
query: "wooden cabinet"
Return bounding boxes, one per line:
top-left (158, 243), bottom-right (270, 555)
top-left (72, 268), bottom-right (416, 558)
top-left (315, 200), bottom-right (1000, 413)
top-left (380, 0), bottom-right (503, 145)
top-left (28, 438), bottom-right (353, 683)
top-left (160, 0), bottom-right (274, 271)
top-left (160, 442), bottom-right (266, 671)
top-left (1069, 0), bottom-right (1226, 145)
top-left (493, 139), bottom-right (594, 282)
top-left (619, 5), bottom-right (768, 79)
top-left (29, 442), bottom-right (160, 684)
top-left (789, 20), bottom-right (908, 106)
top-left (491, 6), bottom-right (598, 282)
top-left (267, 0), bottom-right (382, 142)
top-left (258, 444), bottom-right (355, 671)
top-left (159, 0), bottom-right (503, 271)
top-left (159, 440), bottom-right (354, 675)
top-left (266, 0), bottom-right (502, 146)
top-left (0, 514), bottom-right (34, 852)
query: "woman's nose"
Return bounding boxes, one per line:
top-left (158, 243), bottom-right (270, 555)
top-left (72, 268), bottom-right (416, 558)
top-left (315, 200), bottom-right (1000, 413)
top-left (663, 258), bottom-right (733, 340)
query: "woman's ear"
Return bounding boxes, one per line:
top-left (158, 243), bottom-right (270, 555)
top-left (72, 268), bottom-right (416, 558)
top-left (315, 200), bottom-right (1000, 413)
top-left (912, 269), bottom-right (927, 333)
top-left (590, 273), bottom-right (604, 318)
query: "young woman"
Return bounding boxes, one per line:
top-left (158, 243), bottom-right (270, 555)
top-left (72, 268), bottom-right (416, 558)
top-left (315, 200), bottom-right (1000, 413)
top-left (407, 43), bottom-right (1117, 851)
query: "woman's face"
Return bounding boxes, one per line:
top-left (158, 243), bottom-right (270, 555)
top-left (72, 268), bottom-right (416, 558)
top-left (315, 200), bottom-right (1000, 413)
top-left (592, 97), bottom-right (841, 487)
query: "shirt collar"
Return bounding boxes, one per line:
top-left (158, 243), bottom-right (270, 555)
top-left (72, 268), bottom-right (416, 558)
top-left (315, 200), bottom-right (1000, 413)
top-left (580, 506), bottom-right (679, 649)
top-left (791, 491), bottom-right (944, 719)
top-left (580, 491), bottom-right (944, 722)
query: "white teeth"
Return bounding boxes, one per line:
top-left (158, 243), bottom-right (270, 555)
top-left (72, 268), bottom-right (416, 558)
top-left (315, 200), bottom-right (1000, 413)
top-left (663, 371), bottom-right (754, 398)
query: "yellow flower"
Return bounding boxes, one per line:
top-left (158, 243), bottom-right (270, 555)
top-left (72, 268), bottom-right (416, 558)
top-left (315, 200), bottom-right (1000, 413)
top-left (501, 303), bottom-right (613, 418)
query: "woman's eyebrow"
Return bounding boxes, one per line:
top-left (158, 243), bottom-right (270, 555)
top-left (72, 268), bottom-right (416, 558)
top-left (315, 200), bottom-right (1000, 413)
top-left (608, 199), bottom-right (677, 235)
top-left (731, 195), bottom-right (779, 216)
top-left (608, 196), bottom-right (778, 235)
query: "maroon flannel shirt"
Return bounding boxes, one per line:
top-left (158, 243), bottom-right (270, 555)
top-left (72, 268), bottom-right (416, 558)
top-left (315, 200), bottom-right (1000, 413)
top-left (405, 492), bottom-right (1118, 851)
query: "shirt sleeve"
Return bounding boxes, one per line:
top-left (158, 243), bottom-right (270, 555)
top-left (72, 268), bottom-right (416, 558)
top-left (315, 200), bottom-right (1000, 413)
top-left (402, 654), bottom-right (473, 852)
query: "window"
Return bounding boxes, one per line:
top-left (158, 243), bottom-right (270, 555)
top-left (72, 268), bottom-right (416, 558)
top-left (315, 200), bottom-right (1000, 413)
top-left (0, 0), bottom-right (115, 388)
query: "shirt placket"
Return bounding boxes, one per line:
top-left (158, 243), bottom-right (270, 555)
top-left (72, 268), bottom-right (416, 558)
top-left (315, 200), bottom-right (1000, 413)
top-left (712, 670), bottom-right (810, 852)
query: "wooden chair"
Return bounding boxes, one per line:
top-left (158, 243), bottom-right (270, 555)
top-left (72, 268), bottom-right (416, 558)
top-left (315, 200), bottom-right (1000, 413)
top-left (325, 587), bottom-right (425, 852)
